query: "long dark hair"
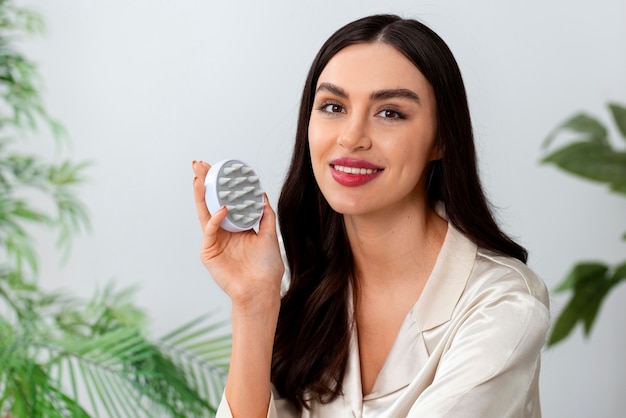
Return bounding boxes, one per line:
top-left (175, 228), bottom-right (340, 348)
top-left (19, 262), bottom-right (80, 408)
top-left (273, 14), bottom-right (527, 410)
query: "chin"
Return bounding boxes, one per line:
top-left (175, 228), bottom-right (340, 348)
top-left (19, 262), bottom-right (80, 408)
top-left (324, 198), bottom-right (369, 217)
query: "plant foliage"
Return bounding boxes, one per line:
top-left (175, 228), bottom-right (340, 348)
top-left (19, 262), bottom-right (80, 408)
top-left (541, 102), bottom-right (626, 346)
top-left (0, 1), bottom-right (229, 416)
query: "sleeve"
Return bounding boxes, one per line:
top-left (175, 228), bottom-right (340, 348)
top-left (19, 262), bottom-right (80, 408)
top-left (216, 389), bottom-right (299, 418)
top-left (407, 290), bottom-right (550, 418)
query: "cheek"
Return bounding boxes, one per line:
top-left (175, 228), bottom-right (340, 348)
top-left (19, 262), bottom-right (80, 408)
top-left (392, 142), bottom-right (435, 182)
top-left (307, 125), bottom-right (325, 181)
top-left (308, 117), bottom-right (323, 142)
top-left (307, 121), bottom-right (330, 163)
top-left (307, 128), bottom-right (319, 163)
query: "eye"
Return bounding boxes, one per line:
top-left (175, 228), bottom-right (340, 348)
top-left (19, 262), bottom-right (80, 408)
top-left (376, 109), bottom-right (405, 119)
top-left (319, 102), bottom-right (346, 114)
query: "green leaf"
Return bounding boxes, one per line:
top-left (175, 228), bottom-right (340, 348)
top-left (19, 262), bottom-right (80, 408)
top-left (159, 314), bottom-right (212, 343)
top-left (543, 112), bottom-right (608, 148)
top-left (553, 262), bottom-right (608, 293)
top-left (581, 280), bottom-right (614, 335)
top-left (610, 181), bottom-right (626, 196)
top-left (77, 361), bottom-right (99, 415)
top-left (0, 2), bottom-right (231, 414)
top-left (48, 160), bottom-right (92, 186)
top-left (549, 262), bottom-right (608, 345)
top-left (608, 102), bottom-right (626, 140)
top-left (548, 261), bottom-right (626, 346)
top-left (156, 315), bottom-right (230, 413)
top-left (11, 204), bottom-right (49, 223)
top-left (541, 141), bottom-right (626, 187)
top-left (612, 261), bottom-right (626, 281)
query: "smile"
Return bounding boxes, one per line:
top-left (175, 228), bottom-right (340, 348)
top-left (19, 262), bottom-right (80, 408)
top-left (329, 162), bottom-right (383, 187)
top-left (331, 164), bottom-right (382, 175)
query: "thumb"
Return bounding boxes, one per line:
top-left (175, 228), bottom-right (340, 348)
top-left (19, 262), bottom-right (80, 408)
top-left (258, 194), bottom-right (278, 237)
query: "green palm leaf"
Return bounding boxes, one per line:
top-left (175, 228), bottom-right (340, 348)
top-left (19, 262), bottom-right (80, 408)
top-left (0, 1), bottom-right (232, 415)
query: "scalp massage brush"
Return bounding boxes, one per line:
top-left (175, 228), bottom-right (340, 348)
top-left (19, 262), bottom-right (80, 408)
top-left (204, 159), bottom-right (265, 232)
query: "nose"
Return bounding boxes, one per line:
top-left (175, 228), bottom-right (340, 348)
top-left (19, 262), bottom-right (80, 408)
top-left (337, 114), bottom-right (372, 151)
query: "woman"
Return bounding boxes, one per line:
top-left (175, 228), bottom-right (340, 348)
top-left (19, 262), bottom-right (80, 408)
top-left (192, 14), bottom-right (550, 418)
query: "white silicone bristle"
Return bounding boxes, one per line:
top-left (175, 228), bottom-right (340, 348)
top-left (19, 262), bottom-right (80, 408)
top-left (205, 159), bottom-right (265, 232)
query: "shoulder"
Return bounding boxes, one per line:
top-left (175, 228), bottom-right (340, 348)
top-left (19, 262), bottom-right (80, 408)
top-left (443, 248), bottom-right (551, 364)
top-left (470, 248), bottom-right (550, 308)
top-left (445, 246), bottom-right (551, 344)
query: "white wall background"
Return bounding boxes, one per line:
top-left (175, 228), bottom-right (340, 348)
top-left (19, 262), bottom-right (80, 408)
top-left (18, 0), bottom-right (626, 416)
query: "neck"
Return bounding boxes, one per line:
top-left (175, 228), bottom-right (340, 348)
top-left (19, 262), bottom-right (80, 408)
top-left (344, 202), bottom-right (447, 291)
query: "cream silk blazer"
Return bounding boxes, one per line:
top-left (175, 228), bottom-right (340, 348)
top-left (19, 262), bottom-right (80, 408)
top-left (217, 223), bottom-right (550, 418)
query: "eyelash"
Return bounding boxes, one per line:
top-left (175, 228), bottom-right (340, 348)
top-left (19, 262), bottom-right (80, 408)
top-left (318, 101), bottom-right (345, 114)
top-left (376, 108), bottom-right (406, 120)
top-left (317, 101), bottom-right (407, 120)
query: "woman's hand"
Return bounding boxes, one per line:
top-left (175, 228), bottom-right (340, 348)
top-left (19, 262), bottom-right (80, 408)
top-left (194, 160), bottom-right (282, 417)
top-left (192, 160), bottom-right (284, 312)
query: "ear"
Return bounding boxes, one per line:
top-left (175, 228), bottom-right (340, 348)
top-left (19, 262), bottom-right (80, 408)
top-left (430, 144), bottom-right (444, 161)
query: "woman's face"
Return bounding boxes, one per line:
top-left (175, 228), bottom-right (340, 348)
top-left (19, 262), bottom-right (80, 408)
top-left (308, 42), bottom-right (439, 219)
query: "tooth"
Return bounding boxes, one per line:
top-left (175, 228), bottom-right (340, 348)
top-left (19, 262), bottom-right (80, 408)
top-left (241, 167), bottom-right (253, 174)
top-left (232, 214), bottom-right (244, 221)
top-left (219, 191), bottom-right (231, 199)
top-left (247, 176), bottom-right (259, 183)
top-left (218, 177), bottom-right (231, 185)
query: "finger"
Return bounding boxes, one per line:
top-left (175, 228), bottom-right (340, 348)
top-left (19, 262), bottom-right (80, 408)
top-left (192, 160), bottom-right (212, 229)
top-left (258, 193), bottom-right (278, 237)
top-left (204, 205), bottom-right (229, 246)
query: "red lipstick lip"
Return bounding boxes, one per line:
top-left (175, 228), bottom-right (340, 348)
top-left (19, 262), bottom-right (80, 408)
top-left (329, 157), bottom-right (383, 170)
top-left (328, 158), bottom-right (384, 187)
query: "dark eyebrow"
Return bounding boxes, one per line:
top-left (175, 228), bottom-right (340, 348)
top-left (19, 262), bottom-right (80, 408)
top-left (315, 82), bottom-right (348, 98)
top-left (315, 83), bottom-right (420, 104)
top-left (370, 89), bottom-right (420, 104)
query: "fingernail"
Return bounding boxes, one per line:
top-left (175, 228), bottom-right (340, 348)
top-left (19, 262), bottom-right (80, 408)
top-left (193, 176), bottom-right (198, 184)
